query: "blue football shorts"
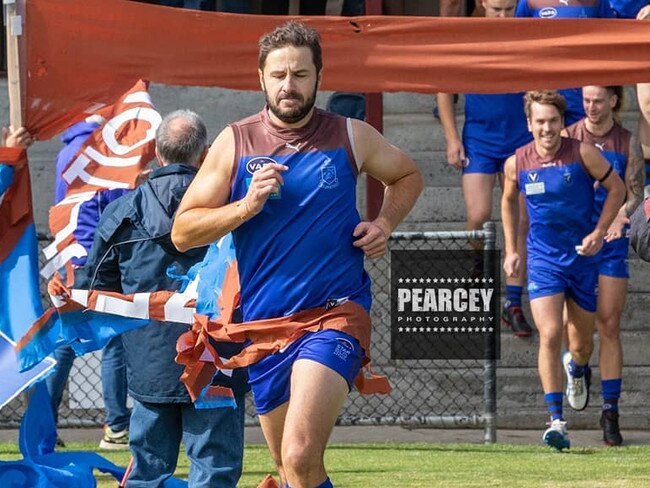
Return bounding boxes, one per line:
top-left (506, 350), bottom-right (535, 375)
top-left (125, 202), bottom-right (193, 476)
top-left (597, 236), bottom-right (629, 279)
top-left (248, 329), bottom-right (364, 415)
top-left (527, 259), bottom-right (598, 313)
top-left (462, 145), bottom-right (506, 175)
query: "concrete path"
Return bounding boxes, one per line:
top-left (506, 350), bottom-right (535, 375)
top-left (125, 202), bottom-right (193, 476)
top-left (1, 427), bottom-right (649, 448)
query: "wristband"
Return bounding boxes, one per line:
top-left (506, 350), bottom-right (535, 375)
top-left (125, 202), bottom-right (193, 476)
top-left (237, 199), bottom-right (251, 221)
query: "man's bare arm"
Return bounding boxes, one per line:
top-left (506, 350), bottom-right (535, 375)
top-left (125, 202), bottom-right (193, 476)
top-left (624, 133), bottom-right (645, 217)
top-left (436, 93), bottom-right (465, 168)
top-left (354, 119), bottom-right (423, 231)
top-left (172, 127), bottom-right (286, 251)
top-left (351, 119), bottom-right (423, 258)
top-left (172, 127), bottom-right (242, 251)
top-left (580, 143), bottom-right (625, 254)
top-left (637, 83), bottom-right (650, 159)
top-left (501, 156), bottom-right (521, 277)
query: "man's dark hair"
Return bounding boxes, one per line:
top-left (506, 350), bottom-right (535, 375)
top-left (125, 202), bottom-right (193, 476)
top-left (605, 86), bottom-right (624, 113)
top-left (155, 110), bottom-right (207, 166)
top-left (258, 21), bottom-right (322, 73)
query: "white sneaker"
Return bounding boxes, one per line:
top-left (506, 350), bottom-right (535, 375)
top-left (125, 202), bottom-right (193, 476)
top-left (99, 425), bottom-right (129, 450)
top-left (562, 352), bottom-right (591, 411)
top-left (543, 419), bottom-right (570, 450)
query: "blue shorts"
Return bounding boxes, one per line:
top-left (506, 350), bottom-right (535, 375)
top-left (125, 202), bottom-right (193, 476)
top-left (597, 237), bottom-right (629, 279)
top-left (248, 329), bottom-right (364, 415)
top-left (462, 146), bottom-right (506, 175)
top-left (527, 260), bottom-right (598, 313)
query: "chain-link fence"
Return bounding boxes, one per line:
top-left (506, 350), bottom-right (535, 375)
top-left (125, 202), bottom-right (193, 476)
top-left (1, 224), bottom-right (497, 443)
top-left (341, 223), bottom-right (498, 443)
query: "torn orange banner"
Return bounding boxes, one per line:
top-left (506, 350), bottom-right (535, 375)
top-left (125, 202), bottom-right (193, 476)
top-left (13, 0), bottom-right (650, 139)
top-left (0, 148), bottom-right (29, 263)
top-left (40, 80), bottom-right (159, 278)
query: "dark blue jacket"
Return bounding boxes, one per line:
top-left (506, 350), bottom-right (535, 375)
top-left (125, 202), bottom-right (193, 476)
top-left (76, 164), bottom-right (247, 403)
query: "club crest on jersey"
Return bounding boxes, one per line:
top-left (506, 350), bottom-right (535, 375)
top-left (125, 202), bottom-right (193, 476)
top-left (527, 172), bottom-right (539, 182)
top-left (246, 156), bottom-right (279, 175)
top-left (319, 162), bottom-right (339, 189)
top-left (563, 171), bottom-right (573, 184)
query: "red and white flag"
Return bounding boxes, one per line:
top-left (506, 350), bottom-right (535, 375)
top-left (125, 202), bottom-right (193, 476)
top-left (41, 80), bottom-right (161, 278)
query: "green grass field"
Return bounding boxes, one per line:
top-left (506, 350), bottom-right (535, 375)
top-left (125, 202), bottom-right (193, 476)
top-left (2, 442), bottom-right (650, 487)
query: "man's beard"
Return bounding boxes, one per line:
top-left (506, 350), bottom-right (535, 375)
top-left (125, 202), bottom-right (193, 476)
top-left (588, 112), bottom-right (609, 125)
top-left (265, 83), bottom-right (317, 125)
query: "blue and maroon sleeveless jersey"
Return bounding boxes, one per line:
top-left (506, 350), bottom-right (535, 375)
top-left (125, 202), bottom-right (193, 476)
top-left (565, 119), bottom-right (630, 224)
top-left (516, 137), bottom-right (596, 267)
top-left (515, 0), bottom-right (614, 124)
top-left (609, 0), bottom-right (647, 18)
top-left (515, 0), bottom-right (614, 18)
top-left (229, 108), bottom-right (371, 321)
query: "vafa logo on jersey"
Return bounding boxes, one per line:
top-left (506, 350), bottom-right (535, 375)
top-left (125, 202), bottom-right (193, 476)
top-left (245, 156), bottom-right (279, 175)
top-left (245, 156), bottom-right (282, 199)
top-left (539, 7), bottom-right (557, 17)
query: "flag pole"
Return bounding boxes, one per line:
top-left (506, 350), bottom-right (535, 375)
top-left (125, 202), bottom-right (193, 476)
top-left (5, 0), bottom-right (23, 128)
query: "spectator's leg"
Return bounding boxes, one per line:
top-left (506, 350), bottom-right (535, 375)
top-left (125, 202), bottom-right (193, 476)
top-left (300, 0), bottom-right (327, 15)
top-left (126, 401), bottom-right (182, 487)
top-left (262, 0), bottom-right (289, 14)
top-left (221, 0), bottom-right (250, 12)
top-left (182, 393), bottom-right (246, 488)
top-left (101, 336), bottom-right (130, 432)
top-left (156, 0), bottom-right (185, 6)
top-left (45, 345), bottom-right (75, 425)
top-left (382, 0), bottom-right (404, 15)
top-left (341, 0), bottom-right (364, 15)
top-left (184, 0), bottom-right (216, 9)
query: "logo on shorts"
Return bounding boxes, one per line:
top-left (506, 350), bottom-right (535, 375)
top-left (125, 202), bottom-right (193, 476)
top-left (527, 172), bottom-right (539, 182)
top-left (528, 281), bottom-right (539, 292)
top-left (246, 156), bottom-right (279, 175)
top-left (539, 7), bottom-right (558, 17)
top-left (333, 337), bottom-right (355, 361)
top-left (336, 337), bottom-right (355, 351)
top-left (319, 160), bottom-right (339, 189)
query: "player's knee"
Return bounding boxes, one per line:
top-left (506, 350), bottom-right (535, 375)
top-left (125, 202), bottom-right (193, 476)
top-left (282, 442), bottom-right (323, 480)
top-left (569, 341), bottom-right (593, 361)
top-left (269, 451), bottom-right (284, 472)
top-left (538, 329), bottom-right (563, 351)
top-left (466, 209), bottom-right (490, 229)
top-left (597, 315), bottom-right (621, 343)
